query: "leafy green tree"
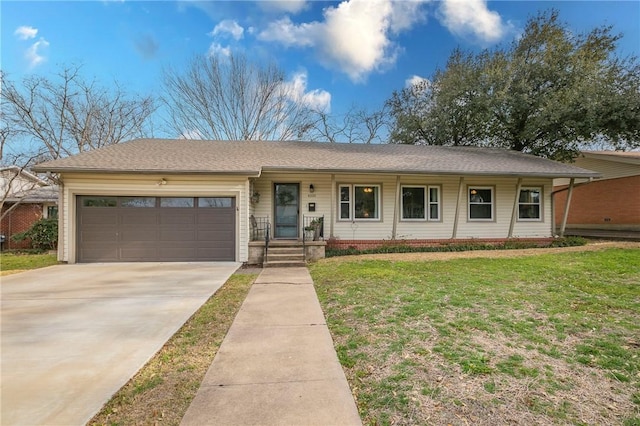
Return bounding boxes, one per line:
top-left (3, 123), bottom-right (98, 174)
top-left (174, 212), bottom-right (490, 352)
top-left (387, 10), bottom-right (640, 161)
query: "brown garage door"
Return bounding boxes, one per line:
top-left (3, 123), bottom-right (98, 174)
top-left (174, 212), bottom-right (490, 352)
top-left (77, 196), bottom-right (235, 262)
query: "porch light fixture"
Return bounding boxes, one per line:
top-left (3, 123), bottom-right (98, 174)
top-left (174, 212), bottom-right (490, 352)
top-left (363, 187), bottom-right (373, 193)
top-left (309, 184), bottom-right (315, 193)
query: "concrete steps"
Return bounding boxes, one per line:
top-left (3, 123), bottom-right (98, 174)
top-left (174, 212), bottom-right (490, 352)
top-left (264, 242), bottom-right (306, 268)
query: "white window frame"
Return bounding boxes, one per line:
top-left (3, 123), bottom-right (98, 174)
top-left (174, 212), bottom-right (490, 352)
top-left (401, 185), bottom-right (426, 221)
top-left (339, 184), bottom-right (352, 220)
top-left (468, 186), bottom-right (494, 221)
top-left (517, 187), bottom-right (543, 221)
top-left (338, 184), bottom-right (381, 221)
top-left (428, 185), bottom-right (441, 222)
top-left (400, 185), bottom-right (441, 221)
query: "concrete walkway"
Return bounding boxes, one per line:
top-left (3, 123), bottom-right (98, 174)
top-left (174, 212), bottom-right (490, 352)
top-left (181, 267), bottom-right (362, 426)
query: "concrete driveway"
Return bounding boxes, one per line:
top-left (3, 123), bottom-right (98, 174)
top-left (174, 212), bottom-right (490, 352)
top-left (1, 262), bottom-right (239, 426)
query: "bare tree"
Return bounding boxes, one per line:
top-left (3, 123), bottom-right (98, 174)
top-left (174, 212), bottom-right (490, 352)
top-left (1, 65), bottom-right (156, 160)
top-left (0, 153), bottom-right (49, 223)
top-left (161, 53), bottom-right (315, 141)
top-left (308, 104), bottom-right (390, 144)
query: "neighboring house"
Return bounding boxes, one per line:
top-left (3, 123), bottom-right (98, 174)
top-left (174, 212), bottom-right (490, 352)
top-left (554, 151), bottom-right (640, 238)
top-left (32, 139), bottom-right (598, 264)
top-left (1, 166), bottom-right (59, 250)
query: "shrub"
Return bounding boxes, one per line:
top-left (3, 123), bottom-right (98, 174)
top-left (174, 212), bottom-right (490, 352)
top-left (11, 218), bottom-right (58, 251)
top-left (325, 237), bottom-right (587, 258)
top-left (550, 236), bottom-right (588, 247)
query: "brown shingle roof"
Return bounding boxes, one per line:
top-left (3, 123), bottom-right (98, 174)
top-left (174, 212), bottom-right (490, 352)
top-left (32, 139), bottom-right (600, 178)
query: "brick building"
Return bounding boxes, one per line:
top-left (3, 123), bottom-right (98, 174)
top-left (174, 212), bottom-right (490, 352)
top-left (554, 151), bottom-right (640, 238)
top-left (1, 167), bottom-right (58, 250)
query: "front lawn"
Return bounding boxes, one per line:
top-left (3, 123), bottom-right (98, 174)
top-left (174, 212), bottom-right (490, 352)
top-left (311, 248), bottom-right (640, 425)
top-left (0, 252), bottom-right (59, 275)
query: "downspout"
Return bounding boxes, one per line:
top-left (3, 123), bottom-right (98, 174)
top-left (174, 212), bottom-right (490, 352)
top-left (508, 177), bottom-right (523, 238)
top-left (330, 174), bottom-right (335, 239)
top-left (452, 177), bottom-right (464, 239)
top-left (559, 178), bottom-right (575, 238)
top-left (56, 177), bottom-right (64, 262)
top-left (392, 175), bottom-right (400, 240)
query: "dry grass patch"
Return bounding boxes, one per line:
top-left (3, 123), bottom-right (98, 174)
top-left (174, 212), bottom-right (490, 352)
top-left (89, 272), bottom-right (256, 426)
top-left (311, 247), bottom-right (640, 425)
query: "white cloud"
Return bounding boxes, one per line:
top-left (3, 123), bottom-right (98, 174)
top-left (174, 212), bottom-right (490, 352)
top-left (14, 26), bottom-right (38, 40)
top-left (258, 0), bottom-right (308, 14)
top-left (208, 43), bottom-right (231, 57)
top-left (405, 75), bottom-right (429, 88)
top-left (438, 0), bottom-right (510, 44)
top-left (259, 16), bottom-right (318, 47)
top-left (283, 71), bottom-right (331, 112)
top-left (210, 19), bottom-right (244, 40)
top-left (26, 38), bottom-right (49, 69)
top-left (259, 0), bottom-right (428, 83)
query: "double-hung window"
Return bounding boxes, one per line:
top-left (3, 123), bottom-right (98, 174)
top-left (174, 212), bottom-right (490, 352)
top-left (518, 187), bottom-right (542, 220)
top-left (401, 185), bottom-right (440, 221)
top-left (339, 184), bottom-right (380, 220)
top-left (468, 187), bottom-right (493, 220)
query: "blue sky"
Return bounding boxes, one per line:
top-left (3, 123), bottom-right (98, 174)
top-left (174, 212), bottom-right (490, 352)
top-left (2, 0), bottom-right (639, 139)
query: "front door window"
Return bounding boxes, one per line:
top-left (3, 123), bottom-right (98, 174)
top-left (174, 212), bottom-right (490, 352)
top-left (274, 183), bottom-right (299, 238)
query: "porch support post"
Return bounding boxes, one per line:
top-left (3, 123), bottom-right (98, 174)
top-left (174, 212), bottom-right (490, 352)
top-left (452, 177), bottom-right (464, 239)
top-left (392, 175), bottom-right (401, 240)
top-left (559, 178), bottom-right (575, 237)
top-left (330, 174), bottom-right (336, 238)
top-left (508, 177), bottom-right (523, 238)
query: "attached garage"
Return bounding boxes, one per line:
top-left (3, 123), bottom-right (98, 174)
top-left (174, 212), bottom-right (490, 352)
top-left (77, 196), bottom-right (236, 262)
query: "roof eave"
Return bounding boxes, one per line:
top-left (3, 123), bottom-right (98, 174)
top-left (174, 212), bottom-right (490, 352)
top-left (261, 166), bottom-right (601, 179)
top-left (31, 167), bottom-right (262, 177)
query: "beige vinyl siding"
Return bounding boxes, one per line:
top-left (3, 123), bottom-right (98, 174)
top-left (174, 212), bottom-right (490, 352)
top-left (395, 177), bottom-right (553, 240)
top-left (555, 157), bottom-right (639, 187)
top-left (456, 178), bottom-right (552, 239)
top-left (59, 173), bottom-right (249, 263)
top-left (512, 181), bottom-right (553, 237)
top-left (252, 173), bottom-right (555, 241)
top-left (575, 157), bottom-right (639, 180)
top-left (332, 174), bottom-right (397, 240)
top-left (396, 175), bottom-right (459, 239)
top-left (251, 172), bottom-right (333, 230)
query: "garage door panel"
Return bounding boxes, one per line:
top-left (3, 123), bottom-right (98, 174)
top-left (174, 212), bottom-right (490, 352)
top-left (198, 229), bottom-right (234, 240)
top-left (120, 228), bottom-right (159, 242)
top-left (80, 230), bottom-right (118, 242)
top-left (120, 247), bottom-right (159, 261)
top-left (161, 229), bottom-right (197, 241)
top-left (81, 213), bottom-right (118, 226)
top-left (159, 247), bottom-right (198, 259)
top-left (199, 247), bottom-right (235, 258)
top-left (198, 212), bottom-right (233, 224)
top-left (161, 213), bottom-right (197, 225)
top-left (121, 212), bottom-right (159, 226)
top-left (77, 196), bottom-right (236, 262)
top-left (80, 247), bottom-right (119, 262)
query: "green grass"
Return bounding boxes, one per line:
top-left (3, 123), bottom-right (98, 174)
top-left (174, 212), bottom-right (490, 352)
top-left (311, 248), bottom-right (640, 425)
top-left (0, 252), bottom-right (59, 272)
